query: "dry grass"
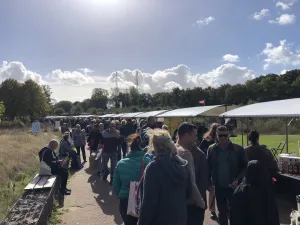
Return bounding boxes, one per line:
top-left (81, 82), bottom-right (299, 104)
top-left (0, 130), bottom-right (57, 220)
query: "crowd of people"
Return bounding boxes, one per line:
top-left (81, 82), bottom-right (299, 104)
top-left (39, 116), bottom-right (281, 225)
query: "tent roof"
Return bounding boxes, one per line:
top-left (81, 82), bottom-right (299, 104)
top-left (122, 112), bottom-right (144, 118)
top-left (99, 114), bottom-right (116, 118)
top-left (111, 113), bottom-right (125, 118)
top-left (135, 110), bottom-right (168, 118)
top-left (220, 98), bottom-right (300, 118)
top-left (157, 105), bottom-right (222, 118)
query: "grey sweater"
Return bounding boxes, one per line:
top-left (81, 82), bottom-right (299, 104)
top-left (176, 144), bottom-right (206, 209)
top-left (72, 130), bottom-right (85, 146)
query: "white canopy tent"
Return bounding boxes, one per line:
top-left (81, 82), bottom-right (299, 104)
top-left (220, 98), bottom-right (300, 118)
top-left (135, 110), bottom-right (168, 118)
top-left (99, 114), bottom-right (116, 118)
top-left (220, 98), bottom-right (300, 153)
top-left (111, 114), bottom-right (125, 118)
top-left (156, 105), bottom-right (222, 118)
top-left (122, 112), bottom-right (144, 118)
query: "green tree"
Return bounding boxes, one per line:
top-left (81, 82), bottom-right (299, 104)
top-left (0, 79), bottom-right (23, 120)
top-left (0, 101), bottom-right (5, 116)
top-left (91, 88), bottom-right (108, 109)
top-left (71, 105), bottom-right (83, 115)
top-left (54, 107), bottom-right (65, 116)
top-left (86, 107), bottom-right (98, 115)
top-left (42, 85), bottom-right (53, 105)
top-left (20, 80), bottom-right (51, 122)
top-left (55, 101), bottom-right (73, 113)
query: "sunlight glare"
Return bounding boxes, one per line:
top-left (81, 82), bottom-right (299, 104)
top-left (90, 0), bottom-right (119, 5)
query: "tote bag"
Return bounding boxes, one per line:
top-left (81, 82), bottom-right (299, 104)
top-left (127, 160), bottom-right (145, 217)
top-left (39, 150), bottom-right (52, 176)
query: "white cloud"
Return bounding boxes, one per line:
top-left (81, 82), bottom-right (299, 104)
top-left (269, 14), bottom-right (296, 25)
top-left (0, 61), bottom-right (256, 101)
top-left (252, 9), bottom-right (270, 20)
top-left (79, 68), bottom-right (94, 74)
top-left (261, 40), bottom-right (300, 70)
top-left (0, 61), bottom-right (46, 84)
top-left (276, 0), bottom-right (297, 10)
top-left (107, 64), bottom-right (255, 93)
top-left (196, 16), bottom-right (215, 26)
top-left (281, 69), bottom-right (287, 74)
top-left (223, 54), bottom-right (240, 62)
top-left (47, 69), bottom-right (95, 85)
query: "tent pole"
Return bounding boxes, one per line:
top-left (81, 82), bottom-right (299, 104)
top-left (241, 119), bottom-right (244, 147)
top-left (246, 118), bottom-right (249, 146)
top-left (286, 119), bottom-right (289, 153)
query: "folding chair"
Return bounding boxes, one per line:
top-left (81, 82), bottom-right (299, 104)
top-left (270, 142), bottom-right (286, 160)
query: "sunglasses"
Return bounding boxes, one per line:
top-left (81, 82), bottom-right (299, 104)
top-left (218, 134), bottom-right (228, 138)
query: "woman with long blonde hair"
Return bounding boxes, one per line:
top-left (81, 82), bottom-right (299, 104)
top-left (138, 129), bottom-right (192, 225)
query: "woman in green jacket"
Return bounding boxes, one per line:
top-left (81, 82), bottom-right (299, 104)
top-left (113, 133), bottom-right (151, 225)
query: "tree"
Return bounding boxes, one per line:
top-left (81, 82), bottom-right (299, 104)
top-left (86, 107), bottom-right (98, 115)
top-left (91, 88), bottom-right (108, 109)
top-left (54, 108), bottom-right (65, 116)
top-left (42, 85), bottom-right (53, 105)
top-left (20, 80), bottom-right (51, 122)
top-left (129, 87), bottom-right (139, 106)
top-left (71, 105), bottom-right (83, 115)
top-left (0, 101), bottom-right (5, 116)
top-left (0, 79), bottom-right (22, 120)
top-left (55, 101), bottom-right (73, 113)
top-left (80, 99), bottom-right (91, 111)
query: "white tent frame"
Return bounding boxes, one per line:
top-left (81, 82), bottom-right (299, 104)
top-left (220, 98), bottom-right (300, 153)
top-left (135, 110), bottom-right (168, 118)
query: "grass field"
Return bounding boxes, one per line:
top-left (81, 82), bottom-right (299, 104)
top-left (0, 130), bottom-right (56, 221)
top-left (231, 134), bottom-right (299, 155)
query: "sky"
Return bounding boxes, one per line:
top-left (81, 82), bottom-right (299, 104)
top-left (0, 0), bottom-right (300, 102)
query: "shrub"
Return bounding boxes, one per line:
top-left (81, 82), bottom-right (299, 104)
top-left (0, 120), bottom-right (25, 129)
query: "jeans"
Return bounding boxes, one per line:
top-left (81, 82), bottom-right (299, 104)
top-left (51, 166), bottom-right (69, 193)
top-left (122, 141), bottom-right (127, 158)
top-left (119, 198), bottom-right (138, 225)
top-left (187, 205), bottom-right (205, 225)
top-left (101, 152), bottom-right (117, 182)
top-left (215, 186), bottom-right (234, 225)
top-left (117, 145), bottom-right (122, 161)
top-left (75, 145), bottom-right (86, 161)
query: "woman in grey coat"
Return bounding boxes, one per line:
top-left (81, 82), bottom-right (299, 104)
top-left (72, 124), bottom-right (87, 162)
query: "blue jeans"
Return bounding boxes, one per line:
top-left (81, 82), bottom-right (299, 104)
top-left (101, 152), bottom-right (117, 182)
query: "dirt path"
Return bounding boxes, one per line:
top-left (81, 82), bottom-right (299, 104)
top-left (59, 151), bottom-right (291, 225)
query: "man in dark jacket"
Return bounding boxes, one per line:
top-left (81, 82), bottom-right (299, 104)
top-left (39, 140), bottom-right (71, 195)
top-left (120, 119), bottom-right (136, 158)
top-left (101, 121), bottom-right (120, 184)
top-left (207, 125), bottom-right (248, 225)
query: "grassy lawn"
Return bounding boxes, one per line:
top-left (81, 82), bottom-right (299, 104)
top-left (0, 130), bottom-right (57, 221)
top-left (231, 134), bottom-right (300, 155)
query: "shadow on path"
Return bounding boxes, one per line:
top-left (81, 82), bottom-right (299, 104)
top-left (88, 174), bottom-right (123, 225)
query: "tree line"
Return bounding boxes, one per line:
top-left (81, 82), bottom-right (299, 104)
top-left (0, 79), bottom-right (51, 122)
top-left (1, 69), bottom-right (300, 120)
top-left (53, 69), bottom-right (300, 115)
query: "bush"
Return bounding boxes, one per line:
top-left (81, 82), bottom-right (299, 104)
top-left (0, 120), bottom-right (25, 129)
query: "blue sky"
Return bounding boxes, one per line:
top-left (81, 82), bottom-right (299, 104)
top-left (0, 0), bottom-right (300, 101)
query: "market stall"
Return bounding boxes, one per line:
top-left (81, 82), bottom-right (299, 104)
top-left (220, 98), bottom-right (300, 195)
top-left (156, 105), bottom-right (228, 137)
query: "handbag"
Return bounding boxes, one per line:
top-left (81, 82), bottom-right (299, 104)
top-left (39, 149), bottom-right (52, 176)
top-left (127, 159), bottom-right (145, 217)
